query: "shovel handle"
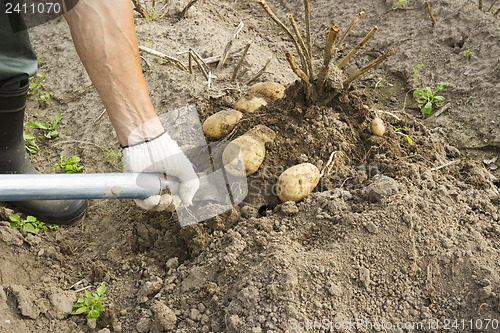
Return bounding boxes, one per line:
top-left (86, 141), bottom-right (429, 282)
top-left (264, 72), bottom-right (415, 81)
top-left (0, 173), bottom-right (165, 200)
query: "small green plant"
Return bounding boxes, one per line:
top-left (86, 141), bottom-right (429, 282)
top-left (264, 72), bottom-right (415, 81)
top-left (72, 284), bottom-right (107, 323)
top-left (464, 49), bottom-right (471, 58)
top-left (410, 63), bottom-right (424, 87)
top-left (24, 112), bottom-right (62, 139)
top-left (393, 0), bottom-right (411, 9)
top-left (28, 73), bottom-right (54, 107)
top-left (101, 147), bottom-right (123, 172)
top-left (53, 155), bottom-right (84, 173)
top-left (9, 214), bottom-right (58, 234)
top-left (395, 128), bottom-right (413, 145)
top-left (23, 131), bottom-right (39, 154)
top-left (413, 82), bottom-right (450, 115)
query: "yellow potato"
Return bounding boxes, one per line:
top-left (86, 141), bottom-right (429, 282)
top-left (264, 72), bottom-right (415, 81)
top-left (234, 95), bottom-right (268, 113)
top-left (222, 125), bottom-right (276, 176)
top-left (276, 163), bottom-right (320, 202)
top-left (371, 117), bottom-right (386, 136)
top-left (247, 82), bottom-right (286, 101)
top-left (202, 109), bottom-right (243, 139)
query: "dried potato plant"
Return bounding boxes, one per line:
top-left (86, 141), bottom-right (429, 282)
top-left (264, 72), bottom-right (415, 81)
top-left (258, 0), bottom-right (394, 106)
top-left (132, 0), bottom-right (170, 22)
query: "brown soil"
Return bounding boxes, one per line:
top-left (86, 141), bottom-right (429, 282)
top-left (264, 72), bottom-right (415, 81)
top-left (1, 0), bottom-right (499, 332)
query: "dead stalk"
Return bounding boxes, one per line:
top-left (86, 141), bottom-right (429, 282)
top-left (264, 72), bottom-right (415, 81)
top-left (337, 26), bottom-right (378, 69)
top-left (179, 0), bottom-right (202, 20)
top-left (231, 43), bottom-right (252, 83)
top-left (259, 0), bottom-right (308, 73)
top-left (289, 14), bottom-right (313, 79)
top-left (304, 0), bottom-right (312, 71)
top-left (343, 48), bottom-right (395, 88)
top-left (132, 0), bottom-right (150, 20)
top-left (246, 56), bottom-right (272, 84)
top-left (190, 49), bottom-right (209, 80)
top-left (338, 11), bottom-right (365, 48)
top-left (488, 0), bottom-right (499, 11)
top-left (479, 0), bottom-right (483, 10)
top-left (425, 1), bottom-right (437, 24)
top-left (217, 22), bottom-right (244, 71)
top-left (188, 52), bottom-right (193, 74)
top-left (317, 24), bottom-right (340, 92)
top-left (138, 46), bottom-right (187, 71)
top-left (286, 52), bottom-right (311, 103)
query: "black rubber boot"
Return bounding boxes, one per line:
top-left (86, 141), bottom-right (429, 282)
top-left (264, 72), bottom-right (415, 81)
top-left (0, 81), bottom-right (88, 224)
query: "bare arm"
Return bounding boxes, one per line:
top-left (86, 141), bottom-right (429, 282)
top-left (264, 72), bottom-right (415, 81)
top-left (63, 0), bottom-right (163, 146)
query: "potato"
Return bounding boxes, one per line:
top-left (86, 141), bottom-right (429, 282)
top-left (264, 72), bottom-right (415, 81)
top-left (371, 117), bottom-right (386, 136)
top-left (276, 163), bottom-right (320, 202)
top-left (222, 125), bottom-right (276, 176)
top-left (247, 82), bottom-right (286, 101)
top-left (202, 108), bottom-right (243, 139)
top-left (234, 95), bottom-right (267, 113)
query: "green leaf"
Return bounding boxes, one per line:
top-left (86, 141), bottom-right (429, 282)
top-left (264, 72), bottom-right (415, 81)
top-left (45, 130), bottom-right (59, 139)
top-left (93, 303), bottom-right (104, 313)
top-left (51, 112), bottom-right (62, 128)
top-left (24, 122), bottom-right (38, 129)
top-left (413, 89), bottom-right (425, 97)
top-left (9, 214), bottom-right (20, 222)
top-left (26, 216), bottom-right (37, 223)
top-left (406, 135), bottom-right (413, 145)
top-left (422, 101), bottom-right (433, 115)
top-left (85, 290), bottom-right (92, 299)
top-left (87, 309), bottom-right (100, 319)
top-left (97, 284), bottom-right (106, 297)
top-left (425, 87), bottom-right (433, 97)
top-left (72, 307), bottom-right (88, 315)
top-left (23, 223), bottom-right (39, 234)
top-left (435, 82), bottom-right (450, 92)
top-left (34, 121), bottom-right (50, 129)
top-left (434, 95), bottom-right (445, 101)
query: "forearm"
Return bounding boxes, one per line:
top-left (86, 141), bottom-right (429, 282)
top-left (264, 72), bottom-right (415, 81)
top-left (63, 0), bottom-right (163, 146)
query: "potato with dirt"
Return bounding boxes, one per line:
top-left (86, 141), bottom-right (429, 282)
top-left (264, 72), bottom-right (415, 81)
top-left (202, 108), bottom-right (243, 139)
top-left (276, 163), bottom-right (320, 202)
top-left (222, 125), bottom-right (276, 176)
top-left (234, 81), bottom-right (285, 113)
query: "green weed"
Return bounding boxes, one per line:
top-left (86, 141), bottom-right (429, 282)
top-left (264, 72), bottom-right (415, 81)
top-left (393, 0), bottom-right (411, 9)
top-left (9, 214), bottom-right (58, 234)
top-left (413, 82), bottom-right (450, 115)
top-left (23, 131), bottom-right (39, 154)
top-left (464, 49), bottom-right (471, 58)
top-left (24, 112), bottom-right (62, 139)
top-left (53, 155), bottom-right (84, 173)
top-left (395, 128), bottom-right (413, 145)
top-left (28, 73), bottom-right (54, 107)
top-left (101, 147), bottom-right (123, 172)
top-left (72, 284), bottom-right (106, 323)
top-left (410, 63), bottom-right (424, 87)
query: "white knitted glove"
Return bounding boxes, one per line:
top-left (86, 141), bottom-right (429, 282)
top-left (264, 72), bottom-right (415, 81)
top-left (122, 132), bottom-right (200, 211)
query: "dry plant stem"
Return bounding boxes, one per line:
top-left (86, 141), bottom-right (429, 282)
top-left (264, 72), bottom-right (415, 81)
top-left (479, 0), bottom-right (483, 10)
top-left (217, 22), bottom-right (244, 71)
top-left (190, 49), bottom-right (209, 80)
top-left (188, 52), bottom-right (193, 74)
top-left (425, 1), bottom-right (437, 24)
top-left (231, 43), bottom-right (251, 83)
top-left (246, 56), bottom-right (272, 84)
top-left (289, 14), bottom-right (313, 79)
top-left (138, 46), bottom-right (187, 71)
top-left (132, 0), bottom-right (150, 20)
top-left (179, 0), bottom-right (202, 20)
top-left (286, 52), bottom-right (311, 103)
top-left (259, 1), bottom-right (308, 73)
top-left (321, 90), bottom-right (340, 106)
top-left (338, 11), bottom-right (365, 48)
top-left (430, 160), bottom-right (459, 171)
top-left (488, 0), bottom-right (499, 11)
top-left (320, 151), bottom-right (337, 178)
top-left (316, 24), bottom-right (340, 93)
top-left (304, 0), bottom-right (312, 71)
top-left (337, 26), bottom-right (378, 69)
top-left (343, 48), bottom-right (395, 87)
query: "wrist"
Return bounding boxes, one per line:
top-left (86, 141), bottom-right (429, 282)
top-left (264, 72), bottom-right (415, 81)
top-left (117, 116), bottom-right (165, 146)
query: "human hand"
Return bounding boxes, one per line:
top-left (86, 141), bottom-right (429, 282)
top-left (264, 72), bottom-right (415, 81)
top-left (122, 132), bottom-right (200, 211)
